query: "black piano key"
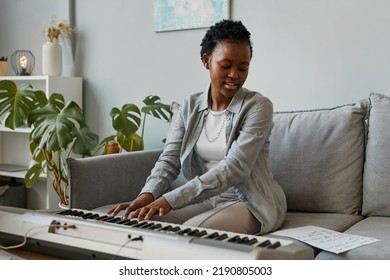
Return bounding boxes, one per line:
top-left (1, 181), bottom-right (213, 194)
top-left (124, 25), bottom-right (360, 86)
top-left (56, 209), bottom-right (74, 215)
top-left (159, 225), bottom-right (173, 232)
top-left (215, 233), bottom-right (228, 241)
top-left (122, 220), bottom-right (139, 226)
top-left (187, 229), bottom-right (200, 236)
top-left (69, 210), bottom-right (81, 216)
top-left (149, 224), bottom-right (162, 230)
top-left (63, 210), bottom-right (79, 216)
top-left (133, 221), bottom-right (148, 228)
top-left (267, 241), bottom-right (281, 249)
top-left (105, 217), bottom-right (122, 223)
top-left (257, 240), bottom-right (271, 247)
top-left (82, 213), bottom-right (100, 220)
top-left (227, 235), bottom-right (242, 243)
top-left (139, 222), bottom-right (155, 229)
top-left (236, 237), bottom-right (258, 246)
top-left (91, 214), bottom-right (103, 220)
top-left (246, 238), bottom-right (258, 245)
top-left (205, 232), bottom-right (219, 239)
top-left (66, 210), bottom-right (81, 217)
top-left (170, 226), bottom-right (181, 232)
top-left (194, 230), bottom-right (208, 237)
top-left (116, 219), bottom-right (130, 224)
top-left (81, 212), bottom-right (94, 219)
top-left (74, 211), bottom-right (85, 217)
top-left (237, 237), bottom-right (250, 244)
top-left (98, 216), bottom-right (114, 222)
top-left (96, 215), bottom-right (109, 221)
top-left (177, 228), bottom-right (192, 235)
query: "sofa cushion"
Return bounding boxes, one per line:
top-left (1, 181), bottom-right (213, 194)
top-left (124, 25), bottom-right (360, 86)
top-left (362, 93), bottom-right (390, 216)
top-left (270, 101), bottom-right (368, 214)
top-left (315, 217), bottom-right (390, 259)
top-left (279, 212), bottom-right (364, 232)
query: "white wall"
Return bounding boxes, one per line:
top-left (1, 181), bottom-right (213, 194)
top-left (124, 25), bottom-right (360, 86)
top-left (1, 0), bottom-right (390, 149)
top-left (0, 0), bottom-right (70, 75)
top-left (238, 0), bottom-right (390, 111)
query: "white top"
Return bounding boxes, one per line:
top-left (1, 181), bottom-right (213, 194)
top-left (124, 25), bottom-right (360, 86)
top-left (196, 109), bottom-right (227, 171)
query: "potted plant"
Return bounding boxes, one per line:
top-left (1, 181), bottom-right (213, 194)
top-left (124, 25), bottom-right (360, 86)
top-left (0, 80), bottom-right (98, 206)
top-left (97, 95), bottom-right (172, 154)
top-left (0, 56), bottom-right (8, 76)
top-left (0, 80), bottom-right (173, 206)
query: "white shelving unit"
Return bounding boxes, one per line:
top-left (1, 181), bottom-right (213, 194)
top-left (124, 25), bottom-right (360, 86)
top-left (0, 75), bottom-right (82, 209)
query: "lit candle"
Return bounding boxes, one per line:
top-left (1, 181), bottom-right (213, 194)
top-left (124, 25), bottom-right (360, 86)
top-left (19, 55), bottom-right (27, 69)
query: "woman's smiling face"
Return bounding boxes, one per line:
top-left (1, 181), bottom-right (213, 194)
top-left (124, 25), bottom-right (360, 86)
top-left (202, 40), bottom-right (251, 103)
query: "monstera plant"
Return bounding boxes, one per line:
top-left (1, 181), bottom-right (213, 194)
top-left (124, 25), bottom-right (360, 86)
top-left (0, 80), bottom-right (172, 206)
top-left (97, 95), bottom-right (172, 154)
top-left (0, 80), bottom-right (98, 206)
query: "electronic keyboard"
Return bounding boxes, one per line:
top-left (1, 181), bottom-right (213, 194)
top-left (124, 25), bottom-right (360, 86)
top-left (0, 206), bottom-right (313, 260)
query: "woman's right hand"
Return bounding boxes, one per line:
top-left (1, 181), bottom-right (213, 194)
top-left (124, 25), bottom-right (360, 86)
top-left (106, 193), bottom-right (154, 219)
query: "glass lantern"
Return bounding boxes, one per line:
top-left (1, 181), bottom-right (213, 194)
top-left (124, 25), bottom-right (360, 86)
top-left (11, 50), bottom-right (35, 76)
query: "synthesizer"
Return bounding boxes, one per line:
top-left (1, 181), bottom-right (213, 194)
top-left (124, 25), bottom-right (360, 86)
top-left (0, 206), bottom-right (313, 260)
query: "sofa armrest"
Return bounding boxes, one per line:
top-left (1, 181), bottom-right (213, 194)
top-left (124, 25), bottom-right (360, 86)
top-left (66, 149), bottom-right (162, 210)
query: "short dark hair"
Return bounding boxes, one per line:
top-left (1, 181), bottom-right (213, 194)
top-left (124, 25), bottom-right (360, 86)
top-left (200, 19), bottom-right (253, 59)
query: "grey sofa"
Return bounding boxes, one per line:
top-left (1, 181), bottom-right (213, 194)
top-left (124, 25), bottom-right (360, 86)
top-left (66, 92), bottom-right (390, 260)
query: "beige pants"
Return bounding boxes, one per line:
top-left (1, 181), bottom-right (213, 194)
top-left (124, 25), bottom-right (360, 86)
top-left (153, 188), bottom-right (262, 234)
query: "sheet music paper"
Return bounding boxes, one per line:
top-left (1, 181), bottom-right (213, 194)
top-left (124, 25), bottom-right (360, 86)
top-left (272, 225), bottom-right (380, 254)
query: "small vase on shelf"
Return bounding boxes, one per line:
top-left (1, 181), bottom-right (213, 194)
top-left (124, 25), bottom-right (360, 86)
top-left (42, 40), bottom-right (62, 76)
top-left (0, 61), bottom-right (8, 76)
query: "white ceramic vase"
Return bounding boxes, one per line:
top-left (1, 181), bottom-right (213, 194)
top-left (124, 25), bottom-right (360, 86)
top-left (42, 41), bottom-right (62, 76)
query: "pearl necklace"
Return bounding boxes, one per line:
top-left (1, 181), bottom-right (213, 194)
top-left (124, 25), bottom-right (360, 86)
top-left (204, 112), bottom-right (226, 143)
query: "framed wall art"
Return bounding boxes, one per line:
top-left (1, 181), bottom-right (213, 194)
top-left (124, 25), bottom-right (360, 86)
top-left (154, 0), bottom-right (230, 32)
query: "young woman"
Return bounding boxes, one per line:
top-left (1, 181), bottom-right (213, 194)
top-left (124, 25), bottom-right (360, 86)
top-left (107, 20), bottom-right (286, 234)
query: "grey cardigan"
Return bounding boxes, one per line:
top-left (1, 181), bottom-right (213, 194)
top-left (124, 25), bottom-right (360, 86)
top-left (141, 87), bottom-right (287, 234)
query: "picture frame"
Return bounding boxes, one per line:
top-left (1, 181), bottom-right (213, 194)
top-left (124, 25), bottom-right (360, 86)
top-left (154, 0), bottom-right (230, 32)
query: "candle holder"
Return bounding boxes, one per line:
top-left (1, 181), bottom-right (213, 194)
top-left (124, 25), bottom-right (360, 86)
top-left (11, 50), bottom-right (35, 76)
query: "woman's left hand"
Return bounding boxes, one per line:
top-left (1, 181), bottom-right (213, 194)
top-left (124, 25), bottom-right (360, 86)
top-left (131, 196), bottom-right (172, 221)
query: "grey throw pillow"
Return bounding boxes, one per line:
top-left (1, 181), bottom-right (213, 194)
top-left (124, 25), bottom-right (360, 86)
top-left (362, 93), bottom-right (390, 216)
top-left (270, 100), bottom-right (368, 214)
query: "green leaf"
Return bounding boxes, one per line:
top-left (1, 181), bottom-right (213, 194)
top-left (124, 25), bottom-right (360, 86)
top-left (0, 80), bottom-right (47, 129)
top-left (117, 132), bottom-right (144, 152)
top-left (28, 101), bottom-right (90, 153)
top-left (141, 95), bottom-right (172, 122)
top-left (47, 93), bottom-right (65, 109)
top-left (110, 103), bottom-right (141, 136)
top-left (29, 137), bottom-right (45, 163)
top-left (72, 126), bottom-right (99, 156)
top-left (24, 162), bottom-right (43, 189)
